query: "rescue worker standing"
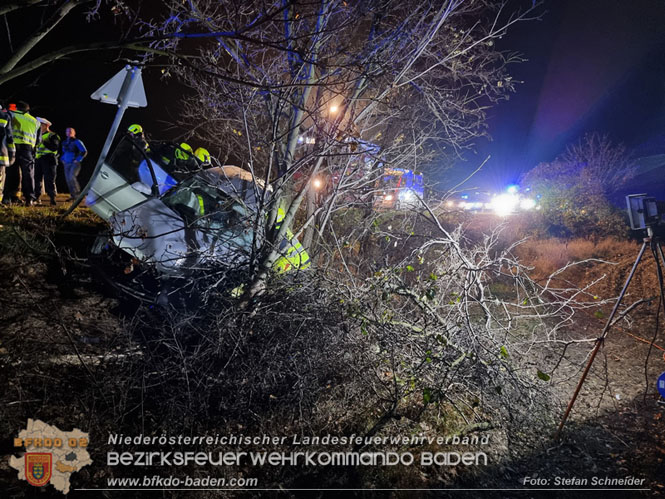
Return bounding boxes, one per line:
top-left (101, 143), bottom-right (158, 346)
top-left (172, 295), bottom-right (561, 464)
top-left (0, 103), bottom-right (16, 203)
top-left (34, 118), bottom-right (60, 205)
top-left (61, 127), bottom-right (87, 199)
top-left (6, 101), bottom-right (41, 205)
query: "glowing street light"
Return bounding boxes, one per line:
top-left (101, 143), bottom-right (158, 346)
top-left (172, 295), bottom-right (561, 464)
top-left (329, 104), bottom-right (339, 114)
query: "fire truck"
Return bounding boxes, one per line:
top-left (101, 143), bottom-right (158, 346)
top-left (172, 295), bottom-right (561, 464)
top-left (308, 139), bottom-right (425, 210)
top-left (373, 168), bottom-right (425, 210)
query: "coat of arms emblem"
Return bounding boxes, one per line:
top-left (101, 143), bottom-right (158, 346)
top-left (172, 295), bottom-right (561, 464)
top-left (25, 453), bottom-right (52, 487)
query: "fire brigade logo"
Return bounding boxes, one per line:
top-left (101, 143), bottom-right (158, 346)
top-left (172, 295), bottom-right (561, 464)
top-left (10, 419), bottom-right (92, 494)
top-left (25, 453), bottom-right (52, 487)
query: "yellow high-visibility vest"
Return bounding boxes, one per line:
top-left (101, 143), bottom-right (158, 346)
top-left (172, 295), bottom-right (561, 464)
top-left (272, 207), bottom-right (311, 273)
top-left (12, 111), bottom-right (39, 147)
top-left (36, 131), bottom-right (59, 158)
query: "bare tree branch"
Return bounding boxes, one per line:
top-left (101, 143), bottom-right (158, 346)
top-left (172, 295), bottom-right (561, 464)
top-left (0, 0), bottom-right (42, 17)
top-left (0, 0), bottom-right (94, 74)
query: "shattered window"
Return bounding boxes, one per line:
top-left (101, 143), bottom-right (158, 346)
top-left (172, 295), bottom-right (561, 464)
top-left (162, 178), bottom-right (247, 237)
top-left (108, 136), bottom-right (149, 185)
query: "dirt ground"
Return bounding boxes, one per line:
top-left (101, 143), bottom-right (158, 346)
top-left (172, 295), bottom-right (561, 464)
top-left (0, 206), bottom-right (664, 497)
top-left (492, 243), bottom-right (665, 498)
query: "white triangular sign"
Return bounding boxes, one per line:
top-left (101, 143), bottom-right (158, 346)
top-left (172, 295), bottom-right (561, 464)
top-left (90, 67), bottom-right (147, 108)
top-left (126, 71), bottom-right (147, 108)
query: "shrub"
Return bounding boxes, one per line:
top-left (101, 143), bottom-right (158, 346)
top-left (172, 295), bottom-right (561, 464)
top-left (521, 134), bottom-right (634, 239)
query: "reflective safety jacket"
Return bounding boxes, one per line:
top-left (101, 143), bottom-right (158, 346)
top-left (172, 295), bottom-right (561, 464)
top-left (36, 131), bottom-right (61, 159)
top-left (272, 207), bottom-right (311, 274)
top-left (0, 109), bottom-right (15, 167)
top-left (11, 110), bottom-right (40, 147)
top-left (187, 196), bottom-right (310, 274)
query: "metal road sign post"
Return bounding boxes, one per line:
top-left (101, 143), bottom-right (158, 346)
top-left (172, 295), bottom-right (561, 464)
top-left (63, 65), bottom-right (147, 217)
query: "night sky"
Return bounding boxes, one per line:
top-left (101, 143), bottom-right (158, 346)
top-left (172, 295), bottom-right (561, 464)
top-left (3, 0), bottom-right (665, 196)
top-left (1, 1), bottom-right (191, 189)
top-left (465, 0), bottom-right (665, 197)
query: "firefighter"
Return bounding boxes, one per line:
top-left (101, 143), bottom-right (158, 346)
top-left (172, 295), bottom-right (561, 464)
top-left (272, 207), bottom-right (311, 273)
top-left (176, 142), bottom-right (193, 159)
top-left (113, 123), bottom-right (149, 181)
top-left (174, 142), bottom-right (197, 172)
top-left (5, 101), bottom-right (41, 205)
top-left (34, 118), bottom-right (60, 205)
top-left (128, 123), bottom-right (143, 136)
top-left (128, 123), bottom-right (149, 151)
top-left (194, 147), bottom-right (211, 167)
top-left (0, 103), bottom-right (15, 204)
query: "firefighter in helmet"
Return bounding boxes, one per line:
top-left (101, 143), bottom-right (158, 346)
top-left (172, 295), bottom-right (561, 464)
top-left (194, 147), bottom-right (212, 167)
top-left (127, 123), bottom-right (149, 151)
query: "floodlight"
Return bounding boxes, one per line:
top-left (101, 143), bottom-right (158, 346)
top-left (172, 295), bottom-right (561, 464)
top-left (491, 193), bottom-right (518, 216)
top-left (520, 198), bottom-right (536, 210)
top-left (626, 194), bottom-right (661, 230)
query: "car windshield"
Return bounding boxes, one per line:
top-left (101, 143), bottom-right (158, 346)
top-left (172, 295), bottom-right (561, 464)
top-left (108, 136), bottom-right (149, 185)
top-left (161, 176), bottom-right (251, 236)
top-left (108, 137), bottom-right (200, 188)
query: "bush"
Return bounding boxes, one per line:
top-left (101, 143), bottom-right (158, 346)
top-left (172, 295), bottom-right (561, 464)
top-left (521, 134), bottom-right (634, 239)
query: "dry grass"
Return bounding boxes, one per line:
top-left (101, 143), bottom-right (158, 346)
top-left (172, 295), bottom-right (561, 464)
top-left (515, 237), bottom-right (637, 278)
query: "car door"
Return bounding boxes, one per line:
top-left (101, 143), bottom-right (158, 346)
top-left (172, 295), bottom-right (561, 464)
top-left (86, 162), bottom-right (149, 221)
top-left (86, 137), bottom-right (155, 221)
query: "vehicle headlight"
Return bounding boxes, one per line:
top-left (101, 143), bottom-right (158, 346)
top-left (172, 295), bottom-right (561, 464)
top-left (519, 198), bottom-right (536, 210)
top-left (491, 193), bottom-right (519, 216)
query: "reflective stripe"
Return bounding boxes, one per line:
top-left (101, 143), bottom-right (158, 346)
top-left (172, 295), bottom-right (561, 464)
top-left (273, 252), bottom-right (310, 273)
top-left (0, 118), bottom-right (6, 125)
top-left (36, 132), bottom-right (58, 158)
top-left (273, 257), bottom-right (291, 273)
top-left (12, 112), bottom-right (39, 146)
top-left (287, 244), bottom-right (310, 265)
top-left (273, 238), bottom-right (311, 273)
top-left (196, 194), bottom-right (205, 215)
top-left (271, 207), bottom-right (311, 273)
top-left (0, 155), bottom-right (8, 162)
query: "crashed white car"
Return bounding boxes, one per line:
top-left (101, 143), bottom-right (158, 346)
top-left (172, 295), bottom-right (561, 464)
top-left (86, 137), bottom-right (309, 274)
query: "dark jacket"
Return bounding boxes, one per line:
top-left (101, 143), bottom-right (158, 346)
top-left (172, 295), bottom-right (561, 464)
top-left (0, 109), bottom-right (15, 167)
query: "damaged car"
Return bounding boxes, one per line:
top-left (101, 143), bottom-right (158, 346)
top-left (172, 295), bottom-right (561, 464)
top-left (86, 135), bottom-right (310, 276)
